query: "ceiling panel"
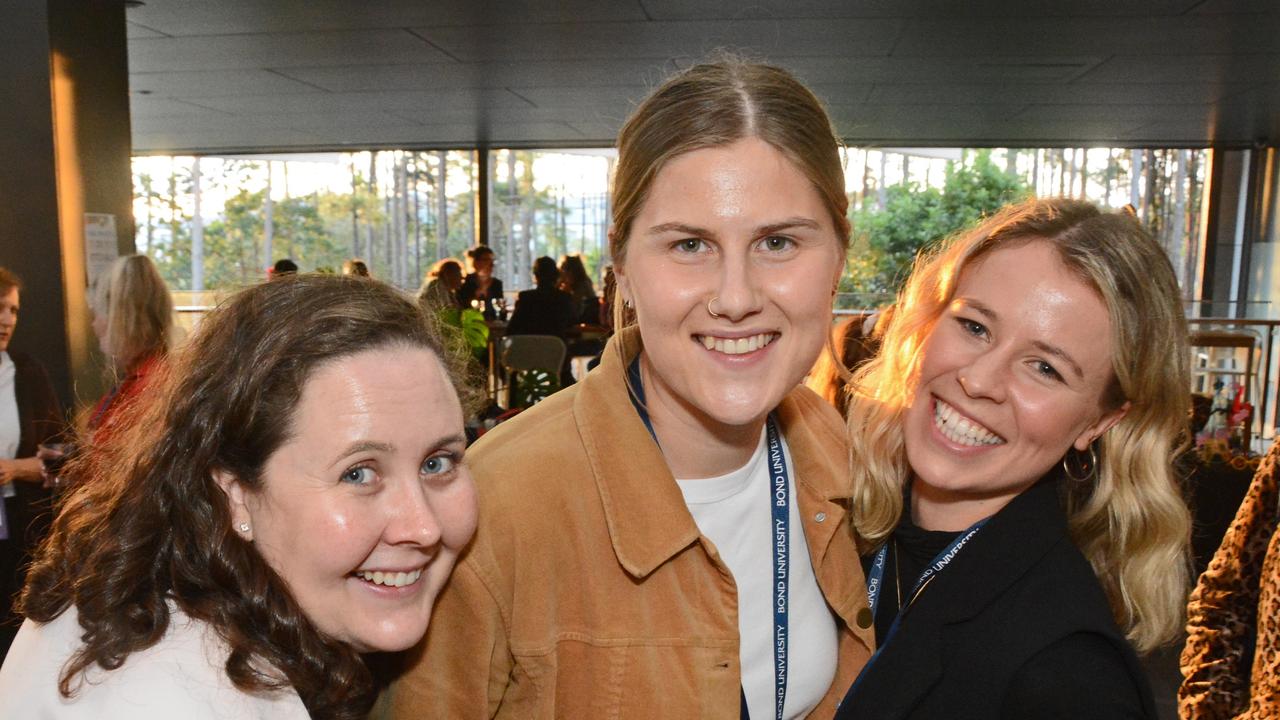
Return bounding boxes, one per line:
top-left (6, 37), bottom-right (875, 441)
top-left (866, 83), bottom-right (1244, 106)
top-left (126, 0), bottom-right (647, 36)
top-left (1078, 54), bottom-right (1280, 84)
top-left (182, 89), bottom-right (535, 115)
top-left (128, 29), bottom-right (454, 72)
top-left (895, 15), bottom-right (1280, 57)
top-left (414, 19), bottom-right (904, 62)
top-left (643, 0), bottom-right (1204, 20)
top-left (124, 0), bottom-right (1280, 152)
top-left (274, 59), bottom-right (679, 93)
top-left (129, 69), bottom-right (323, 98)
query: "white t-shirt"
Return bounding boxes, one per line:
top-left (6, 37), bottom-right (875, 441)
top-left (676, 427), bottom-right (839, 720)
top-left (0, 352), bottom-right (20, 507)
top-left (0, 605), bottom-right (311, 720)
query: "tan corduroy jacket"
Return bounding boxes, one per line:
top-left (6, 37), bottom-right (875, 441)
top-left (379, 329), bottom-right (874, 719)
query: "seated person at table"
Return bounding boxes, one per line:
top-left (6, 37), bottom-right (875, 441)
top-left (506, 256), bottom-right (574, 338)
top-left (0, 275), bottom-right (478, 719)
top-left (558, 254), bottom-right (600, 325)
top-left (458, 245), bottom-right (504, 320)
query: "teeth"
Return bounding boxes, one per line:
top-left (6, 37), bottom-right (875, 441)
top-left (356, 568), bottom-right (424, 588)
top-left (699, 333), bottom-right (777, 356)
top-left (933, 399), bottom-right (1004, 447)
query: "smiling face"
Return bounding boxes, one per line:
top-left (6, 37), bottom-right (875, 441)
top-left (902, 240), bottom-right (1129, 529)
top-left (0, 287), bottom-right (17, 353)
top-left (219, 345), bottom-right (477, 653)
top-left (615, 137), bottom-right (844, 434)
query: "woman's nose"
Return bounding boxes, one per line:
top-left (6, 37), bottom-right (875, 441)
top-left (957, 351), bottom-right (1008, 403)
top-left (711, 255), bottom-right (763, 321)
top-left (387, 481), bottom-right (443, 548)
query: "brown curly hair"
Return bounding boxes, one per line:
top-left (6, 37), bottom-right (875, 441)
top-left (20, 274), bottom-right (469, 719)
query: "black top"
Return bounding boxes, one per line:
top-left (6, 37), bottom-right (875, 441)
top-left (507, 287), bottom-right (575, 338)
top-left (838, 477), bottom-right (1155, 720)
top-left (1, 350), bottom-right (62, 660)
top-left (458, 274), bottom-right (505, 320)
top-left (863, 511), bottom-right (961, 645)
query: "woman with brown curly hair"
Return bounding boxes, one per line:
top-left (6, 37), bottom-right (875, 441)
top-left (0, 274), bottom-right (478, 720)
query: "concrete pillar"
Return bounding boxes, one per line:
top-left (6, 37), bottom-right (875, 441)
top-left (0, 0), bottom-right (134, 410)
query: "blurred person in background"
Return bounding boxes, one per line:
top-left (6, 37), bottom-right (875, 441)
top-left (458, 245), bottom-right (504, 321)
top-left (557, 254), bottom-right (599, 326)
top-left (506, 256), bottom-right (574, 339)
top-left (0, 275), bottom-right (478, 719)
top-left (417, 259), bottom-right (463, 315)
top-left (805, 307), bottom-right (893, 418)
top-left (85, 254), bottom-right (175, 439)
top-left (0, 267), bottom-right (61, 661)
top-left (342, 259), bottom-right (371, 278)
top-left (270, 258), bottom-right (299, 279)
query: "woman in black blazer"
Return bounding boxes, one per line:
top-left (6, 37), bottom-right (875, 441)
top-left (837, 199), bottom-right (1191, 719)
top-left (0, 268), bottom-right (62, 660)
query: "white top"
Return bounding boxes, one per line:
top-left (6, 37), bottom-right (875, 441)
top-left (0, 605), bottom-right (311, 720)
top-left (0, 352), bottom-right (19, 504)
top-left (676, 428), bottom-right (839, 720)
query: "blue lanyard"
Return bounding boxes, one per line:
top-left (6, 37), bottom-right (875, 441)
top-left (765, 418), bottom-right (791, 720)
top-left (628, 357), bottom-right (791, 720)
top-left (864, 518), bottom-right (985, 622)
top-left (840, 516), bottom-right (987, 712)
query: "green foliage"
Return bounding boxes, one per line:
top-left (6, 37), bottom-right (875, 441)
top-left (437, 307), bottom-right (490, 357)
top-left (846, 151), bottom-right (1031, 301)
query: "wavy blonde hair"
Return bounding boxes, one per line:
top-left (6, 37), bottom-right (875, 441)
top-left (847, 197), bottom-right (1191, 652)
top-left (92, 254), bottom-right (175, 372)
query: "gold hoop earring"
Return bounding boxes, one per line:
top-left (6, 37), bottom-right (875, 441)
top-left (1062, 442), bottom-right (1099, 483)
top-left (707, 296), bottom-right (722, 319)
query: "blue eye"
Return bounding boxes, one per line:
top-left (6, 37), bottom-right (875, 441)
top-left (956, 317), bottom-right (988, 338)
top-left (1033, 360), bottom-right (1063, 381)
top-left (340, 466), bottom-right (376, 485)
top-left (423, 454), bottom-right (457, 476)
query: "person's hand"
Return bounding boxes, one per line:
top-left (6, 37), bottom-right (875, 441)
top-left (36, 444), bottom-right (69, 489)
top-left (0, 456), bottom-right (43, 485)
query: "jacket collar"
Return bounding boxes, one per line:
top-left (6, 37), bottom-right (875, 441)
top-left (574, 327), bottom-right (854, 578)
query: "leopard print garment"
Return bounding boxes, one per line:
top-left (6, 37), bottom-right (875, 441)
top-left (1180, 441), bottom-right (1280, 719)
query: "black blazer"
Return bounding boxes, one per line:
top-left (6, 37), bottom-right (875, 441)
top-left (836, 477), bottom-right (1157, 720)
top-left (1, 351), bottom-right (61, 658)
top-left (507, 287), bottom-right (575, 338)
top-left (458, 274), bottom-right (505, 320)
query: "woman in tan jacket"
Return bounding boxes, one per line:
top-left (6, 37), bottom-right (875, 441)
top-left (379, 57), bottom-right (873, 719)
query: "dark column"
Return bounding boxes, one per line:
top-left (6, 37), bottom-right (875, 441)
top-left (1196, 149), bottom-right (1252, 319)
top-left (0, 0), bottom-right (134, 410)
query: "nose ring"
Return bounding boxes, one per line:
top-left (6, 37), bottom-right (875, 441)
top-left (707, 296), bottom-right (723, 319)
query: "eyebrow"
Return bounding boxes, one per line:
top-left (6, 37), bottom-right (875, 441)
top-left (957, 299), bottom-right (1085, 380)
top-left (645, 217), bottom-right (822, 238)
top-left (329, 433), bottom-right (469, 466)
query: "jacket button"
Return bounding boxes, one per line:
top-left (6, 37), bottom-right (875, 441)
top-left (855, 607), bottom-right (873, 629)
top-left (814, 512), bottom-right (827, 523)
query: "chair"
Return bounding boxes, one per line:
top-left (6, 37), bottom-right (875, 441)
top-left (500, 335), bottom-right (567, 408)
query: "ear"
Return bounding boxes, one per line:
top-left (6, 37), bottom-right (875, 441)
top-left (212, 469), bottom-right (253, 539)
top-left (1073, 401), bottom-right (1130, 451)
top-left (609, 232), bottom-right (633, 306)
